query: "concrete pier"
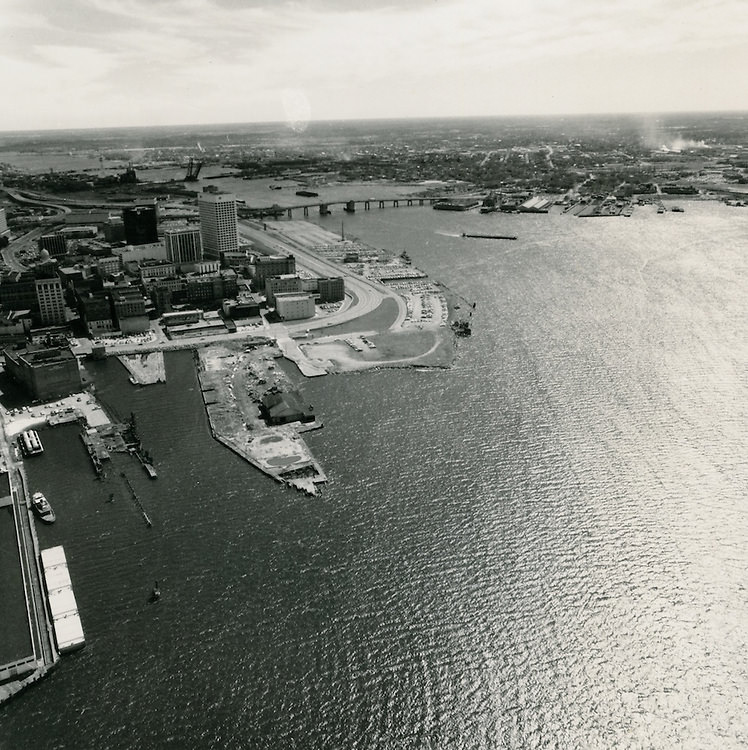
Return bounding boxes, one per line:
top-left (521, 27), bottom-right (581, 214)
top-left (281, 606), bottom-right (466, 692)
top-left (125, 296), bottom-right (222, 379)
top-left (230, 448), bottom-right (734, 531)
top-left (196, 344), bottom-right (326, 495)
top-left (118, 352), bottom-right (166, 385)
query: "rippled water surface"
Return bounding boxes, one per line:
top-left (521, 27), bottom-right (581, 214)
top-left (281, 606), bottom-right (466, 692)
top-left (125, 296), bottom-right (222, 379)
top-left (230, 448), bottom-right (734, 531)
top-left (2, 203), bottom-right (748, 748)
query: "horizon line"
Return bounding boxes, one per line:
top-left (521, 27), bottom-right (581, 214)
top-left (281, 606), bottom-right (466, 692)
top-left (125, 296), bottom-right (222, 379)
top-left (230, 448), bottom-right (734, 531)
top-left (1, 109), bottom-right (747, 137)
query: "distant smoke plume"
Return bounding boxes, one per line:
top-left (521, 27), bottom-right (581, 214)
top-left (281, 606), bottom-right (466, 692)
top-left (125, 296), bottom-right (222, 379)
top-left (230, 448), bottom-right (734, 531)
top-left (639, 116), bottom-right (707, 152)
top-left (660, 137), bottom-right (708, 153)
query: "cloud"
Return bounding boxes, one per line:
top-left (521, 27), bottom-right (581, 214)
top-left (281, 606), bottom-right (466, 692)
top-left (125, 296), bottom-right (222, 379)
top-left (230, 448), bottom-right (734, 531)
top-left (2, 0), bottom-right (748, 128)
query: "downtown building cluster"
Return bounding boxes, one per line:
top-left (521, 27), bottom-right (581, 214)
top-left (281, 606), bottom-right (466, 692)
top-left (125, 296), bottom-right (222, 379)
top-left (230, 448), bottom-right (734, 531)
top-left (0, 190), bottom-right (344, 400)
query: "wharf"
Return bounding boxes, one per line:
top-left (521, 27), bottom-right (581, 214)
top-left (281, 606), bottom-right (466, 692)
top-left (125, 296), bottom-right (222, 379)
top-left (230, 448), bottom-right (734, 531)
top-left (80, 428), bottom-right (110, 476)
top-left (117, 352), bottom-right (166, 385)
top-left (196, 343), bottom-right (326, 495)
top-left (0, 469), bottom-right (59, 705)
top-left (213, 427), bottom-right (327, 495)
top-left (47, 408), bottom-right (83, 426)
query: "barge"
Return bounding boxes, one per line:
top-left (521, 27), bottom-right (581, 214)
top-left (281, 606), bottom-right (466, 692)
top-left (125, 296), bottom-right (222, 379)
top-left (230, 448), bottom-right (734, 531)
top-left (462, 233), bottom-right (517, 240)
top-left (40, 546), bottom-right (85, 653)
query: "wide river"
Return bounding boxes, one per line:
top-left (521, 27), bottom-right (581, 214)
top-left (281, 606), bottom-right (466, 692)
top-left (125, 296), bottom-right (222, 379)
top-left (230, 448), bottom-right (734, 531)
top-left (2, 202), bottom-right (747, 749)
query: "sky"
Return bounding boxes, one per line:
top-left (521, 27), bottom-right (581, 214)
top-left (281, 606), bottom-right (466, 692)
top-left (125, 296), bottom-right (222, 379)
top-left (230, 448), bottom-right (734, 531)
top-left (1, 0), bottom-right (747, 131)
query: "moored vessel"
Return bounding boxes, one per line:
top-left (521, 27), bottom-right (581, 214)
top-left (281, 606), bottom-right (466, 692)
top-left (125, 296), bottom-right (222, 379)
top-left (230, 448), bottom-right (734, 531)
top-left (19, 429), bottom-right (44, 457)
top-left (462, 232), bottom-right (517, 240)
top-left (31, 491), bottom-right (55, 523)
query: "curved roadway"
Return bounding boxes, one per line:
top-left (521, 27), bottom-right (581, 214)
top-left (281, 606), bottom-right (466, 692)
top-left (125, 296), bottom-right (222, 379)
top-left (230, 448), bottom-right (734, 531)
top-left (238, 221), bottom-right (408, 334)
top-left (1, 188), bottom-right (71, 272)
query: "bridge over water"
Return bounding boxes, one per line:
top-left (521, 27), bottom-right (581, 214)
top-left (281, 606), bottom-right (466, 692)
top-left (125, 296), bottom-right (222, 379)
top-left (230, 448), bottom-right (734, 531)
top-left (248, 196), bottom-right (478, 219)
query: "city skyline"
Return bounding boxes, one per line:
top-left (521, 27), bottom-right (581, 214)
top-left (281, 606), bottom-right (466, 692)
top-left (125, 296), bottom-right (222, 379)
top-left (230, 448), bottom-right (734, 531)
top-left (1, 0), bottom-right (747, 131)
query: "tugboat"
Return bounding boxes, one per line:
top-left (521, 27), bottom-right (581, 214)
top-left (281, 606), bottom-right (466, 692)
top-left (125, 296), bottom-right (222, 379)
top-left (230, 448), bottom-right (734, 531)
top-left (31, 491), bottom-right (56, 523)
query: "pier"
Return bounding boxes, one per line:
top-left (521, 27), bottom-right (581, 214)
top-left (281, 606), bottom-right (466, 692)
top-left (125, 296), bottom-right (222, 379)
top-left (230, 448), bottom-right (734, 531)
top-left (196, 343), bottom-right (327, 495)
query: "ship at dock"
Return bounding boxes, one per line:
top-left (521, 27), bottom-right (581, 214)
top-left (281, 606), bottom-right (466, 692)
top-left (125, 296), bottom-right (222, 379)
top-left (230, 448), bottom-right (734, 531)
top-left (31, 491), bottom-right (56, 523)
top-left (19, 430), bottom-right (44, 457)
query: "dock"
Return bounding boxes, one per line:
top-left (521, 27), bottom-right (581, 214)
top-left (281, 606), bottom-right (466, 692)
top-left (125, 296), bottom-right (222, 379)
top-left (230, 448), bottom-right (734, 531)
top-left (117, 352), bottom-right (166, 385)
top-left (196, 343), bottom-right (326, 495)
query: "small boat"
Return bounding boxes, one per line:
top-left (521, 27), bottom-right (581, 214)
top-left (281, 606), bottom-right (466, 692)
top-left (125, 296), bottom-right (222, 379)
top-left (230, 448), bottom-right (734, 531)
top-left (149, 581), bottom-right (161, 603)
top-left (31, 491), bottom-right (56, 523)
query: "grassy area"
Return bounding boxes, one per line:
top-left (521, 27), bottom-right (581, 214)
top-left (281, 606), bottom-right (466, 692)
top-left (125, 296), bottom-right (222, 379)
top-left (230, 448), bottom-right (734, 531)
top-left (372, 328), bottom-right (455, 367)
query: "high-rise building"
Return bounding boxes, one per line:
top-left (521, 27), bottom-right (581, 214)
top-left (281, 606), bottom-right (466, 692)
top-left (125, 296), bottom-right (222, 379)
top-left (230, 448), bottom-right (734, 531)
top-left (198, 194), bottom-right (238, 259)
top-left (35, 277), bottom-right (66, 325)
top-left (0, 208), bottom-right (8, 236)
top-left (164, 228), bottom-right (202, 266)
top-left (123, 204), bottom-right (158, 246)
top-left (38, 233), bottom-right (67, 258)
top-left (103, 217), bottom-right (125, 243)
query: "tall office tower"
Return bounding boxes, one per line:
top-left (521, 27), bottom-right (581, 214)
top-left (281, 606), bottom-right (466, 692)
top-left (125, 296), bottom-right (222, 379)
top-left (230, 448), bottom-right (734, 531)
top-left (164, 228), bottom-right (203, 266)
top-left (0, 207), bottom-right (8, 235)
top-left (123, 204), bottom-right (158, 246)
top-left (35, 277), bottom-right (67, 325)
top-left (198, 193), bottom-right (238, 259)
top-left (38, 233), bottom-right (68, 258)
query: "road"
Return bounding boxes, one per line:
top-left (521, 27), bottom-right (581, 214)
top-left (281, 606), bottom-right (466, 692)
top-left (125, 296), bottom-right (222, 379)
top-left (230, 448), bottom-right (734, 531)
top-left (1, 188), bottom-right (71, 272)
top-left (1, 226), bottom-right (52, 272)
top-left (238, 220), bottom-right (408, 334)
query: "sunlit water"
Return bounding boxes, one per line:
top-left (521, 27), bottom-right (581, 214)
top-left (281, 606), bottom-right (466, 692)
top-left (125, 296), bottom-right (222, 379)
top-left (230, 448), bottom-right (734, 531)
top-left (2, 203), bottom-right (748, 749)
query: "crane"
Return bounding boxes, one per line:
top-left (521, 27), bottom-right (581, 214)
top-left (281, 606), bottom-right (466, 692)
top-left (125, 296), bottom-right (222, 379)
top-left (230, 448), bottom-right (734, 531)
top-left (184, 157), bottom-right (203, 181)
